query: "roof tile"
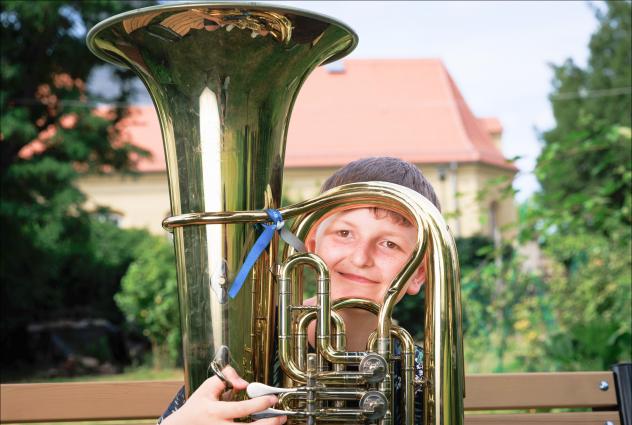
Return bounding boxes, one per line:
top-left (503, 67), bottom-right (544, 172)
top-left (122, 59), bottom-right (516, 172)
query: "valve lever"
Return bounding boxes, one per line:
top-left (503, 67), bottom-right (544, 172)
top-left (251, 408), bottom-right (301, 420)
top-left (247, 382), bottom-right (298, 398)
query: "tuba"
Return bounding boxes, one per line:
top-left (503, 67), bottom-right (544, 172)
top-left (87, 3), bottom-right (464, 424)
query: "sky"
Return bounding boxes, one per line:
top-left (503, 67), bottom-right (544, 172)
top-left (273, 1), bottom-right (600, 202)
top-left (97, 1), bottom-right (601, 203)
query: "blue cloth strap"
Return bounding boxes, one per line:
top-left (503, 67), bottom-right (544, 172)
top-left (228, 209), bottom-right (305, 299)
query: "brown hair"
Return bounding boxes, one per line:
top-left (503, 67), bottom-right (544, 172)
top-left (321, 157), bottom-right (441, 211)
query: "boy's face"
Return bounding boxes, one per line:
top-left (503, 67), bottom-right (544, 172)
top-left (305, 207), bottom-right (425, 305)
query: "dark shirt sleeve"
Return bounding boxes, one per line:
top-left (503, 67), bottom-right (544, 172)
top-left (157, 386), bottom-right (185, 424)
top-left (392, 342), bottom-right (424, 424)
top-left (414, 344), bottom-right (424, 425)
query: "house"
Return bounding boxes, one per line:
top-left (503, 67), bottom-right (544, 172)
top-left (77, 59), bottom-right (517, 240)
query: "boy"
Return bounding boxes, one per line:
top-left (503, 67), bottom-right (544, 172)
top-left (161, 157), bottom-right (441, 425)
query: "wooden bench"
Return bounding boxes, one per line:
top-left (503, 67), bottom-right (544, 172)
top-left (0, 372), bottom-right (625, 424)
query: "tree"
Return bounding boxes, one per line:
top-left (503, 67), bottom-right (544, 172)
top-left (525, 0), bottom-right (632, 370)
top-left (538, 0), bottom-right (631, 234)
top-left (462, 240), bottom-right (566, 373)
top-left (115, 235), bottom-right (180, 369)
top-left (394, 236), bottom-right (496, 342)
top-left (538, 224), bottom-right (631, 370)
top-left (0, 1), bottom-right (154, 369)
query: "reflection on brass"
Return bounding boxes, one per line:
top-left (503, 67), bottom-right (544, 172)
top-left (122, 11), bottom-right (161, 34)
top-left (122, 7), bottom-right (292, 43)
top-left (87, 2), bottom-right (463, 424)
top-left (192, 9), bottom-right (292, 42)
top-left (159, 11), bottom-right (206, 37)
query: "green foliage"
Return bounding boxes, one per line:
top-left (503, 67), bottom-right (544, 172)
top-left (523, 0), bottom-right (632, 370)
top-left (0, 215), bottom-right (151, 365)
top-left (534, 126), bottom-right (631, 238)
top-left (544, 1), bottom-right (631, 137)
top-left (394, 236), bottom-right (495, 341)
top-left (393, 289), bottom-right (424, 341)
top-left (456, 1), bottom-right (631, 373)
top-left (460, 249), bottom-right (553, 373)
top-left (540, 1), bottom-right (631, 220)
top-left (115, 236), bottom-right (181, 369)
top-left (455, 236), bottom-right (494, 271)
top-left (0, 1), bottom-right (155, 369)
top-left (542, 231), bottom-right (631, 370)
top-left (1, 1), bottom-right (151, 174)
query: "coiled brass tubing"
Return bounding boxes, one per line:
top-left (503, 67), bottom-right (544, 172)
top-left (163, 182), bottom-right (463, 424)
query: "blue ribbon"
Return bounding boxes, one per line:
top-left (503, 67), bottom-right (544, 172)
top-left (228, 209), bottom-right (303, 299)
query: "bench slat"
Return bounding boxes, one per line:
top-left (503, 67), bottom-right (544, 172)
top-left (0, 372), bottom-right (620, 422)
top-left (1, 381), bottom-right (182, 422)
top-left (464, 371), bottom-right (617, 410)
top-left (465, 411), bottom-right (620, 424)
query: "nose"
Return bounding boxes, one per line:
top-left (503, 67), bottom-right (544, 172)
top-left (349, 240), bottom-right (373, 267)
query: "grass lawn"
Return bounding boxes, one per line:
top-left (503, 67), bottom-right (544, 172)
top-left (5, 366), bottom-right (183, 383)
top-left (43, 366), bottom-right (183, 383)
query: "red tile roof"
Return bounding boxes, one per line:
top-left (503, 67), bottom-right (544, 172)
top-left (478, 117), bottom-right (503, 136)
top-left (121, 59), bottom-right (516, 172)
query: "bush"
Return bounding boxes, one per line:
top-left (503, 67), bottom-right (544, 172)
top-left (115, 235), bottom-right (181, 369)
top-left (394, 236), bottom-right (495, 342)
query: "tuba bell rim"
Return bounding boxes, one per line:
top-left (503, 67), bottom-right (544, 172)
top-left (86, 1), bottom-right (359, 68)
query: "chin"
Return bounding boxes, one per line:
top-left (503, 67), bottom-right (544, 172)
top-left (330, 282), bottom-right (384, 304)
top-left (335, 291), bottom-right (380, 304)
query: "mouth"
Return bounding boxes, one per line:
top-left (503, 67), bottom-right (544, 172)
top-left (336, 271), bottom-right (379, 284)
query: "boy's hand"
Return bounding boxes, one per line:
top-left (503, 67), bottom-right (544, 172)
top-left (161, 366), bottom-right (286, 424)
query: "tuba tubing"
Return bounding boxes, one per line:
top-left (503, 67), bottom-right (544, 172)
top-left (87, 3), bottom-right (463, 424)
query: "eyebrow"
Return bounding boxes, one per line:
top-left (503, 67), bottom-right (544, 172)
top-left (328, 218), bottom-right (412, 242)
top-left (330, 218), bottom-right (358, 228)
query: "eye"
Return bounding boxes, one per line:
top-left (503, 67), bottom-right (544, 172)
top-left (336, 230), bottom-right (350, 238)
top-left (383, 240), bottom-right (399, 250)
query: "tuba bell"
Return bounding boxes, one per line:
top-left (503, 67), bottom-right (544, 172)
top-left (87, 3), bottom-right (464, 424)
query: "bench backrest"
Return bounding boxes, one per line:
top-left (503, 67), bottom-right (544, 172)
top-left (0, 372), bottom-right (622, 424)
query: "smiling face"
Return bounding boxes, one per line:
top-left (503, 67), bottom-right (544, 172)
top-left (305, 207), bottom-right (425, 305)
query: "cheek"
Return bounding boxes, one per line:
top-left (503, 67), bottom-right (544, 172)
top-left (315, 238), bottom-right (348, 263)
top-left (314, 249), bottom-right (339, 274)
top-left (382, 255), bottom-right (411, 279)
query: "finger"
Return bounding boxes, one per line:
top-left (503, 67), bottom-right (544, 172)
top-left (221, 388), bottom-right (242, 401)
top-left (223, 395), bottom-right (278, 419)
top-left (221, 365), bottom-right (249, 390)
top-left (252, 416), bottom-right (288, 425)
top-left (198, 374), bottom-right (228, 401)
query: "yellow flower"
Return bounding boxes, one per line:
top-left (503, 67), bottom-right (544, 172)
top-left (514, 319), bottom-right (529, 331)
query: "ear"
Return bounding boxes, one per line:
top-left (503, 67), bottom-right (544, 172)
top-left (406, 265), bottom-right (425, 296)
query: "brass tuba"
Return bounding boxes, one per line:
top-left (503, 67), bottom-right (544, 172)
top-left (87, 3), bottom-right (463, 424)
